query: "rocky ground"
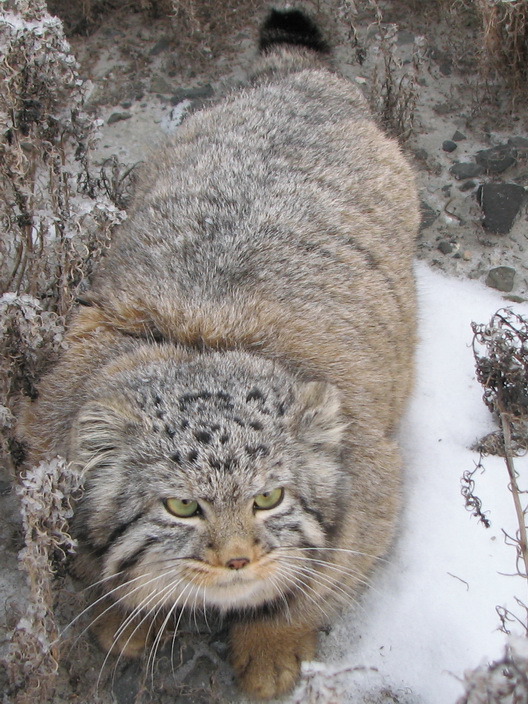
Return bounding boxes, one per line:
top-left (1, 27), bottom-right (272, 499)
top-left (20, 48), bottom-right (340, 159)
top-left (1, 1), bottom-right (527, 702)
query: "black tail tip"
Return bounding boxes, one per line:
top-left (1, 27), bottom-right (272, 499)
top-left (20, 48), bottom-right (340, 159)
top-left (259, 8), bottom-right (329, 55)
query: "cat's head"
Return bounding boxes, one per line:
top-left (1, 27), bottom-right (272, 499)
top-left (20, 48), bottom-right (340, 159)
top-left (71, 348), bottom-right (348, 615)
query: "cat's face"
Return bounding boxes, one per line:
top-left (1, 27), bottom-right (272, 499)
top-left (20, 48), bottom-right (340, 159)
top-left (72, 350), bottom-right (347, 615)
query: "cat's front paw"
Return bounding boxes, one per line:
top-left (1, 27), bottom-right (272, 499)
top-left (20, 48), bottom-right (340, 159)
top-left (229, 622), bottom-right (317, 699)
top-left (90, 606), bottom-right (154, 658)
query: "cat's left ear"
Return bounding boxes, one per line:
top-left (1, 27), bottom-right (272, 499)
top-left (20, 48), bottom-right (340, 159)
top-left (294, 381), bottom-right (346, 448)
top-left (71, 398), bottom-right (143, 471)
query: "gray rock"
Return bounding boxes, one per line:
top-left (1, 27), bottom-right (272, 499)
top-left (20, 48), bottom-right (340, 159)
top-left (428, 47), bottom-right (453, 75)
top-left (107, 112), bottom-right (132, 125)
top-left (439, 60), bottom-right (452, 76)
top-left (433, 102), bottom-right (453, 116)
top-left (475, 144), bottom-right (517, 174)
top-left (170, 84), bottom-right (214, 105)
top-left (478, 183), bottom-right (526, 234)
top-left (486, 266), bottom-right (516, 292)
top-left (102, 28), bottom-right (124, 39)
top-left (452, 130), bottom-right (467, 141)
top-left (509, 136), bottom-right (528, 151)
top-left (20, 141), bottom-right (36, 153)
top-left (438, 240), bottom-right (454, 254)
top-left (450, 162), bottom-right (484, 180)
top-left (459, 179), bottom-right (477, 192)
top-left (182, 655), bottom-right (216, 690)
top-left (420, 201), bottom-right (438, 230)
top-left (442, 140), bottom-right (457, 153)
top-left (151, 76), bottom-right (174, 94)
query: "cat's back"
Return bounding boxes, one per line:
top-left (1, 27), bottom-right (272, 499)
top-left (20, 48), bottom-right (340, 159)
top-left (107, 65), bottom-right (417, 288)
top-left (88, 45), bottom-right (419, 433)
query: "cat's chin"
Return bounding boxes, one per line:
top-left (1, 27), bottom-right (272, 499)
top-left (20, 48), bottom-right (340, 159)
top-left (202, 575), bottom-right (283, 611)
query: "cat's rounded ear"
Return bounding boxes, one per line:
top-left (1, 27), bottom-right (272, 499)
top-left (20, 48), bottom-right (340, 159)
top-left (71, 399), bottom-right (142, 467)
top-left (295, 381), bottom-right (346, 448)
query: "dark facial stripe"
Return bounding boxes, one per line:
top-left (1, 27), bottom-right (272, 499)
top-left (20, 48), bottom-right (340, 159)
top-left (298, 497), bottom-right (328, 532)
top-left (270, 506), bottom-right (296, 520)
top-left (114, 536), bottom-right (161, 573)
top-left (89, 511), bottom-right (145, 558)
top-left (297, 538), bottom-right (323, 551)
top-left (265, 515), bottom-right (307, 539)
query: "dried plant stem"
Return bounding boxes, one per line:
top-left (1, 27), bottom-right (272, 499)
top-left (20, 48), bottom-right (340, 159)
top-left (498, 395), bottom-right (528, 585)
top-left (470, 308), bottom-right (528, 634)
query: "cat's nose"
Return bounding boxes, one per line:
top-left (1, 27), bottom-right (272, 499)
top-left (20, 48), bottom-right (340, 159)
top-left (226, 557), bottom-right (250, 570)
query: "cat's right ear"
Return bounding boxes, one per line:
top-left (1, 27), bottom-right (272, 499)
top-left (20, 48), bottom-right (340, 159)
top-left (72, 399), bottom-right (142, 469)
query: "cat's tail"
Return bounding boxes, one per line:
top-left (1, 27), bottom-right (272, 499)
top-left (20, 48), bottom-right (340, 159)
top-left (258, 8), bottom-right (329, 55)
top-left (252, 7), bottom-right (331, 81)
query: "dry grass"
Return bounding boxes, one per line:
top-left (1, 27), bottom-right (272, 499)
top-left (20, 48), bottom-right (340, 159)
top-left (475, 0), bottom-right (528, 91)
top-left (0, 4), bottom-right (128, 698)
top-left (0, 0), bottom-right (126, 477)
top-left (0, 6), bottom-right (122, 313)
top-left (368, 21), bottom-right (425, 142)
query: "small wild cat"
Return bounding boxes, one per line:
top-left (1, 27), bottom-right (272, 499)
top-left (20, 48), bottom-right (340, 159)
top-left (19, 7), bottom-right (419, 700)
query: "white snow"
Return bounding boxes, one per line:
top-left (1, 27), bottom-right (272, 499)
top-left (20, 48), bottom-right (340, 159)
top-left (315, 262), bottom-right (528, 703)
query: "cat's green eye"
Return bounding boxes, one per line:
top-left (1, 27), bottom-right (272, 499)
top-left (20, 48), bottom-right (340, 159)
top-left (253, 487), bottom-right (284, 511)
top-left (165, 498), bottom-right (200, 518)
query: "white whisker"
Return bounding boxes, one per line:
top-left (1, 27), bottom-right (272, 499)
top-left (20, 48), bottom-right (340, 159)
top-left (280, 561), bottom-right (355, 605)
top-left (60, 571), bottom-right (157, 650)
top-left (275, 563), bottom-right (331, 621)
top-left (80, 569), bottom-right (127, 592)
top-left (279, 546), bottom-right (389, 563)
top-left (267, 572), bottom-right (293, 623)
top-left (111, 573), bottom-right (187, 677)
top-left (275, 553), bottom-right (379, 595)
top-left (147, 579), bottom-right (195, 683)
top-left (97, 573), bottom-right (183, 690)
top-left (201, 576), bottom-right (211, 633)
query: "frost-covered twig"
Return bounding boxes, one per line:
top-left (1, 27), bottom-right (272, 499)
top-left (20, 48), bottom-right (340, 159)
top-left (0, 2), bottom-right (126, 694)
top-left (0, 0), bottom-right (127, 476)
top-left (471, 310), bottom-right (528, 596)
top-left (0, 293), bottom-right (65, 474)
top-left (462, 309), bottom-right (528, 700)
top-left (5, 457), bottom-right (82, 704)
top-left (498, 394), bottom-right (528, 584)
top-left (461, 461), bottom-right (491, 528)
top-left (458, 637), bottom-right (528, 703)
top-left (292, 661), bottom-right (379, 704)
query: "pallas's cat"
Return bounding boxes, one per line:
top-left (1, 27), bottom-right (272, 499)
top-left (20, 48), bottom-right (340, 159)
top-left (20, 8), bottom-right (419, 699)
